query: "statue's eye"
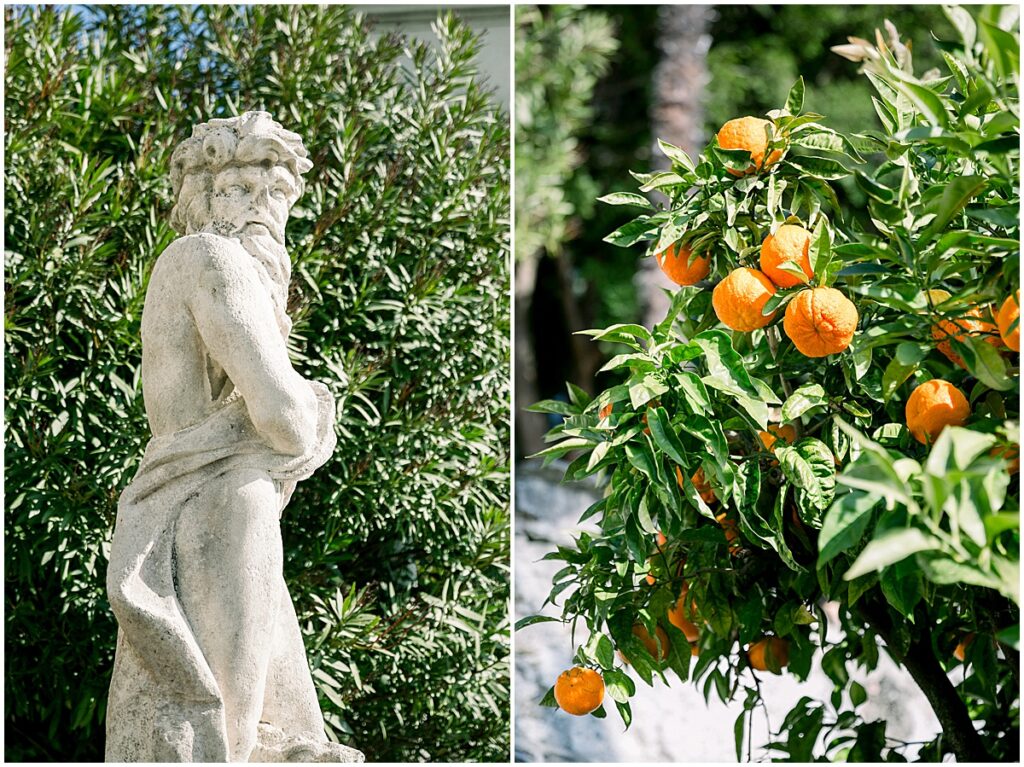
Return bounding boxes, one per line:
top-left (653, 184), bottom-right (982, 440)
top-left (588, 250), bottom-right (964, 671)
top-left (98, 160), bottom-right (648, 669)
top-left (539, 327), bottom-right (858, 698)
top-left (271, 188), bottom-right (287, 200)
top-left (228, 185), bottom-right (248, 195)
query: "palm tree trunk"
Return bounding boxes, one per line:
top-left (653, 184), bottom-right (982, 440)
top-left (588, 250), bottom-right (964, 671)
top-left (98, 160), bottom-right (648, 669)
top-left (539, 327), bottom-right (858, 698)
top-left (638, 5), bottom-right (713, 329)
top-left (515, 254), bottom-right (547, 458)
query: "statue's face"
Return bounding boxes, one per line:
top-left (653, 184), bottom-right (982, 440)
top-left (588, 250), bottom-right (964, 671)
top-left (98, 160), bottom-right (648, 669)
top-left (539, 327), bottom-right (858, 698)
top-left (208, 164), bottom-right (299, 243)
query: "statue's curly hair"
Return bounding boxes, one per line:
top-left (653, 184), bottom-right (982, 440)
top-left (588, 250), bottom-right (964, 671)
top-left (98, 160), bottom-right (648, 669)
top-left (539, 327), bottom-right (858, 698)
top-left (168, 111), bottom-right (313, 234)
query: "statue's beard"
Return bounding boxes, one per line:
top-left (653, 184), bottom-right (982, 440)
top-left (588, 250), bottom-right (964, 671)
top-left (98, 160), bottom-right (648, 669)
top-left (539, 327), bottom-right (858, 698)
top-left (205, 219), bottom-right (293, 339)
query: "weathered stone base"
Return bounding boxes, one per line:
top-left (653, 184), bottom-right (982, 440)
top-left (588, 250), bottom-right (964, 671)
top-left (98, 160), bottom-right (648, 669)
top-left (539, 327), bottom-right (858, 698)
top-left (251, 723), bottom-right (364, 763)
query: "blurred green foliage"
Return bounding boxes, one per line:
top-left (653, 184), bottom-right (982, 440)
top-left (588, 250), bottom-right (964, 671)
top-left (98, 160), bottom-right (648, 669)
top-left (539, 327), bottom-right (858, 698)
top-left (514, 5), bottom-right (617, 262)
top-left (5, 5), bottom-right (509, 762)
top-left (525, 5), bottom-right (962, 401)
top-left (704, 5), bottom-right (953, 137)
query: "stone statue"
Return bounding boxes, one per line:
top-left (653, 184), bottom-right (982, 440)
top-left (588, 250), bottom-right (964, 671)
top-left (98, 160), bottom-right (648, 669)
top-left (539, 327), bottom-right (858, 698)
top-left (105, 111), bottom-right (363, 763)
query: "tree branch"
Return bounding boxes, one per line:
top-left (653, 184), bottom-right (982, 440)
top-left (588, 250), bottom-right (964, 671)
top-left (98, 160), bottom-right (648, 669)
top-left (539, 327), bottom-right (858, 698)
top-left (857, 597), bottom-right (992, 762)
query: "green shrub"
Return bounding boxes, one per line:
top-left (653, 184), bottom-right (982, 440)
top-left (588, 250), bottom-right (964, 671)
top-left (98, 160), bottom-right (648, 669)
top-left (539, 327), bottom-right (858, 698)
top-left (514, 5), bottom-right (617, 262)
top-left (5, 5), bottom-right (509, 762)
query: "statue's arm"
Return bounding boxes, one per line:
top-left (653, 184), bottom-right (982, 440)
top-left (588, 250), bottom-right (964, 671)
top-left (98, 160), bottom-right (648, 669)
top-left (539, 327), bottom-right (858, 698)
top-left (185, 236), bottom-right (318, 456)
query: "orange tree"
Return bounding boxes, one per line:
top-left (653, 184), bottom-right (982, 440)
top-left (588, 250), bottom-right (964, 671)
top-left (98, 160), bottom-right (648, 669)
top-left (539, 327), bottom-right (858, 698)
top-left (518, 9), bottom-right (1019, 762)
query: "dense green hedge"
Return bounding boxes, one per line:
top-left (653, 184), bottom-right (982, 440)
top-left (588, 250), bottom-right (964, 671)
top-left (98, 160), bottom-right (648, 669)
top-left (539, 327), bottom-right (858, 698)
top-left (4, 6), bottom-right (509, 762)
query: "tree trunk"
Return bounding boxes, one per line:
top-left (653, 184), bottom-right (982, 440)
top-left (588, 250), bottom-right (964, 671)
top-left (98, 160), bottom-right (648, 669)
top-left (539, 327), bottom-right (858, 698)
top-left (554, 250), bottom-right (602, 394)
top-left (514, 254), bottom-right (547, 459)
top-left (858, 597), bottom-right (993, 762)
top-left (638, 5), bottom-right (713, 329)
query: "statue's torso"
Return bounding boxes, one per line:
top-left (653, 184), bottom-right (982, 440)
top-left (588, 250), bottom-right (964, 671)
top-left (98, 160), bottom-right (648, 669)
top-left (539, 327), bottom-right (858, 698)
top-left (141, 234), bottom-right (241, 437)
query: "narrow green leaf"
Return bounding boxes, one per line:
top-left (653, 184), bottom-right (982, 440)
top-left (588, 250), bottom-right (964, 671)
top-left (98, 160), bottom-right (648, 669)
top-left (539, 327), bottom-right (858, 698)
top-left (881, 356), bottom-right (918, 403)
top-left (647, 407), bottom-right (687, 465)
top-left (955, 335), bottom-right (1013, 392)
top-left (734, 708), bottom-right (747, 762)
top-left (674, 371), bottom-right (711, 414)
top-left (514, 615), bottom-right (562, 631)
top-left (786, 155), bottom-right (851, 181)
top-left (628, 374), bottom-right (669, 409)
top-left (604, 217), bottom-right (658, 247)
top-left (782, 383), bottom-right (827, 421)
top-left (595, 634), bottom-right (616, 670)
top-left (614, 700), bottom-right (633, 728)
top-left (944, 5), bottom-right (976, 49)
top-left (657, 139), bottom-right (695, 171)
top-left (845, 528), bottom-right (939, 580)
top-left (603, 668), bottom-right (635, 703)
top-left (776, 438), bottom-right (837, 514)
top-left (978, 19), bottom-right (1020, 81)
top-left (889, 78), bottom-right (949, 128)
top-left (880, 558), bottom-right (924, 618)
top-left (598, 192), bottom-right (653, 208)
top-left (921, 176), bottom-right (987, 240)
top-left (785, 76), bottom-right (805, 114)
top-left (625, 442), bottom-right (658, 479)
top-left (818, 491), bottom-right (878, 567)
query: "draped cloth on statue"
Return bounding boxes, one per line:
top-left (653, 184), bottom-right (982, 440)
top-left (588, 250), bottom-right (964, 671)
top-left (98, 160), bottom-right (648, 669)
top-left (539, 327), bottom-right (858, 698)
top-left (104, 383), bottom-right (336, 762)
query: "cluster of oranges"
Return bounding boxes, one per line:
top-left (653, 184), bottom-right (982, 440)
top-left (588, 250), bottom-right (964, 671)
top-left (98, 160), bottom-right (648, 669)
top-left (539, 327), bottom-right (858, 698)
top-left (708, 225), bottom-right (859, 358)
top-left (908, 289), bottom-right (1019, 447)
top-left (655, 116), bottom-right (860, 359)
top-left (653, 114), bottom-right (1019, 446)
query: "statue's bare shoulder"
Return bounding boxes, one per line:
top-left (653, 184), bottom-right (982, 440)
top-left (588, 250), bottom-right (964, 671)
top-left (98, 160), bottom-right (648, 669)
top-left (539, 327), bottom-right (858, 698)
top-left (149, 233), bottom-right (259, 306)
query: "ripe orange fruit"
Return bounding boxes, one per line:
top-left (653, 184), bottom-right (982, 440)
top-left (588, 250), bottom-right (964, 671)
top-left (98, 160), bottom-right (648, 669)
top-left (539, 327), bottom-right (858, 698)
top-left (599, 403), bottom-right (613, 421)
top-left (992, 444), bottom-right (1020, 475)
top-left (656, 242), bottom-right (711, 286)
top-left (783, 287), bottom-right (859, 357)
top-left (621, 624), bottom-right (670, 664)
top-left (996, 291), bottom-right (1020, 352)
top-left (677, 465), bottom-right (716, 504)
top-left (717, 116), bottom-right (782, 175)
top-left (712, 267), bottom-right (777, 331)
top-left (747, 637), bottom-right (790, 673)
top-left (668, 586), bottom-right (700, 643)
top-left (645, 531), bottom-right (669, 585)
top-left (758, 423), bottom-right (797, 453)
top-left (953, 632), bottom-right (975, 662)
top-left (554, 667), bottom-right (605, 716)
top-left (691, 467), bottom-right (717, 504)
top-left (715, 512), bottom-right (742, 555)
top-left (905, 379), bottom-right (970, 444)
top-left (760, 225), bottom-right (813, 288)
top-left (932, 306), bottom-right (1002, 367)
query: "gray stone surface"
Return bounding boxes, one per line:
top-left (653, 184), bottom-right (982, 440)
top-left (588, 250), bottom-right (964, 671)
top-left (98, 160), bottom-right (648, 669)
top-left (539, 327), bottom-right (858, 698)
top-left (105, 112), bottom-right (362, 762)
top-left (514, 462), bottom-right (940, 762)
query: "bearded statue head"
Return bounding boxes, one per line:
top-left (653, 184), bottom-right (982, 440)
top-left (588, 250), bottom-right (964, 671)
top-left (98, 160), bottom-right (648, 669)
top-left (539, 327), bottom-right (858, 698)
top-left (168, 111), bottom-right (313, 241)
top-left (169, 112), bottom-right (313, 338)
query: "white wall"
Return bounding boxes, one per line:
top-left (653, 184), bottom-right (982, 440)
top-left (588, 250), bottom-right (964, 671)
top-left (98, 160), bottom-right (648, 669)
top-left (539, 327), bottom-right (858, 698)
top-left (359, 5), bottom-right (511, 110)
